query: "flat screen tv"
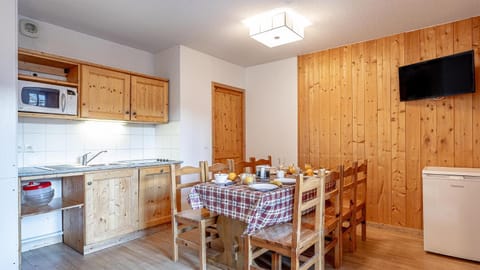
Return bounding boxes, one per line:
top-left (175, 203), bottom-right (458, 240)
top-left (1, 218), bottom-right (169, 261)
top-left (399, 50), bottom-right (475, 101)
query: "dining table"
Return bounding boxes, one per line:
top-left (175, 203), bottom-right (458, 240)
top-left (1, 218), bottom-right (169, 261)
top-left (188, 178), bottom-right (319, 269)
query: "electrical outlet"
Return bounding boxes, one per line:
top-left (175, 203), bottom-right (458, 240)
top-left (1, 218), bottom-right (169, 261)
top-left (25, 145), bottom-right (34, 153)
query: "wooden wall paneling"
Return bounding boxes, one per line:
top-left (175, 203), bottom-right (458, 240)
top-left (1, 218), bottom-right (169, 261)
top-left (340, 46), bottom-right (353, 165)
top-left (389, 34), bottom-right (407, 227)
top-left (435, 24), bottom-right (455, 167)
top-left (351, 43), bottom-right (366, 164)
top-left (298, 17), bottom-right (479, 229)
top-left (419, 27), bottom-right (438, 170)
top-left (297, 55), bottom-right (308, 166)
top-left (404, 30), bottom-right (423, 229)
top-left (364, 40), bottom-right (379, 222)
top-left (319, 51), bottom-right (331, 168)
top-left (453, 19), bottom-right (474, 167)
top-left (310, 53), bottom-right (321, 167)
top-left (473, 17), bottom-right (480, 167)
top-left (376, 37), bottom-right (392, 224)
top-left (329, 48), bottom-right (342, 167)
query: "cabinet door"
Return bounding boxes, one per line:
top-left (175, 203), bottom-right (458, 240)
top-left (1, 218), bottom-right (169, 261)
top-left (131, 76), bottom-right (168, 123)
top-left (138, 166), bottom-right (171, 229)
top-left (84, 169), bottom-right (139, 245)
top-left (81, 65), bottom-right (131, 120)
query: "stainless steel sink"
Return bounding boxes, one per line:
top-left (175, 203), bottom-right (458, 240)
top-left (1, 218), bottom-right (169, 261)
top-left (87, 162), bottom-right (125, 167)
top-left (41, 164), bottom-right (88, 170)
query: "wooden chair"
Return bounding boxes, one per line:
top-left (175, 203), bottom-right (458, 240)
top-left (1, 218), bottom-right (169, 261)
top-left (244, 174), bottom-right (326, 270)
top-left (303, 166), bottom-right (343, 268)
top-left (340, 162), bottom-right (358, 252)
top-left (249, 155), bottom-right (272, 167)
top-left (203, 161), bottom-right (232, 180)
top-left (231, 159), bottom-right (255, 174)
top-left (353, 160), bottom-right (368, 243)
top-left (169, 162), bottom-right (219, 270)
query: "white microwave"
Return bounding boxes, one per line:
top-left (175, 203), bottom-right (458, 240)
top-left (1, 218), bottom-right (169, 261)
top-left (18, 80), bottom-right (78, 115)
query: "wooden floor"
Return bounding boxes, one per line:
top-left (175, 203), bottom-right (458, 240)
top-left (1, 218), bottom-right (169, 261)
top-left (22, 224), bottom-right (480, 270)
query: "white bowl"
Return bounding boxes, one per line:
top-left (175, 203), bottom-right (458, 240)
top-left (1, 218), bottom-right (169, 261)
top-left (214, 173), bottom-right (228, 183)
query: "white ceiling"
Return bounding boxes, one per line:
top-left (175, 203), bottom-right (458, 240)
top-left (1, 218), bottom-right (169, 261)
top-left (18, 0), bottom-right (480, 67)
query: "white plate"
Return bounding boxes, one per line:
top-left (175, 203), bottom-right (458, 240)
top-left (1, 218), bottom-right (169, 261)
top-left (275, 178), bottom-right (296, 185)
top-left (211, 179), bottom-right (233, 185)
top-left (248, 183), bottom-right (278, 191)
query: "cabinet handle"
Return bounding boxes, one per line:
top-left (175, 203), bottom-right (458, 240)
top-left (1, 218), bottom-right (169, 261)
top-left (125, 111), bottom-right (130, 114)
top-left (87, 181), bottom-right (92, 186)
top-left (132, 112), bottom-right (137, 116)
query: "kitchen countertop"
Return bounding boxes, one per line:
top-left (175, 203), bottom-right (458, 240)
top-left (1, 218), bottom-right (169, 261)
top-left (19, 159), bottom-right (182, 179)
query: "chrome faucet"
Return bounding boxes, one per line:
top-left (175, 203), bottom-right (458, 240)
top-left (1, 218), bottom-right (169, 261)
top-left (81, 150), bottom-right (108, 166)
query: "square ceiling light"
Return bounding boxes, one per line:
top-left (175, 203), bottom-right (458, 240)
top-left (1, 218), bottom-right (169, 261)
top-left (244, 8), bottom-right (311, 48)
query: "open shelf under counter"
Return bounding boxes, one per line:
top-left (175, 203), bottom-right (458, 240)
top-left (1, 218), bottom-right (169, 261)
top-left (21, 198), bottom-right (84, 218)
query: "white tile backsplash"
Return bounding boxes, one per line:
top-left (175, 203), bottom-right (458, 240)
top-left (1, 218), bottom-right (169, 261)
top-left (18, 118), bottom-right (181, 167)
top-left (45, 134), bottom-right (66, 151)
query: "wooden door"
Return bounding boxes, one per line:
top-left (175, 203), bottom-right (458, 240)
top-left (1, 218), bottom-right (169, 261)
top-left (84, 169), bottom-right (139, 245)
top-left (131, 75), bottom-right (169, 123)
top-left (138, 166), bottom-right (171, 229)
top-left (81, 65), bottom-right (131, 120)
top-left (212, 82), bottom-right (245, 164)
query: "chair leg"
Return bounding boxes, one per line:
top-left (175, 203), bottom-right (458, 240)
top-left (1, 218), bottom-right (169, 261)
top-left (351, 215), bottom-right (357, 252)
top-left (199, 221), bottom-right (207, 270)
top-left (361, 208), bottom-right (367, 241)
top-left (291, 251), bottom-right (300, 270)
top-left (171, 217), bottom-right (179, 262)
top-left (272, 253), bottom-right (282, 270)
top-left (334, 227), bottom-right (341, 268)
top-left (243, 235), bottom-right (252, 270)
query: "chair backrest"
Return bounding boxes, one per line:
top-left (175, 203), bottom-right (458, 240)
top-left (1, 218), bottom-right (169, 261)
top-left (170, 162), bottom-right (206, 215)
top-left (325, 166), bottom-right (343, 224)
top-left (203, 161), bottom-right (231, 181)
top-left (231, 159), bottom-right (255, 174)
top-left (292, 174), bottom-right (326, 249)
top-left (249, 155), bottom-right (272, 167)
top-left (355, 160), bottom-right (368, 206)
top-left (342, 162), bottom-right (358, 211)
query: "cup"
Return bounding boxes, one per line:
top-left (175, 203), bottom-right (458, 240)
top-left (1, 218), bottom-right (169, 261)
top-left (243, 173), bottom-right (255, 185)
top-left (277, 170), bottom-right (285, 178)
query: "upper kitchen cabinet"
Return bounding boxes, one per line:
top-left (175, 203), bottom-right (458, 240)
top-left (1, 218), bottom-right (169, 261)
top-left (17, 49), bottom-right (169, 123)
top-left (131, 76), bottom-right (169, 123)
top-left (81, 65), bottom-right (169, 123)
top-left (80, 65), bottom-right (131, 121)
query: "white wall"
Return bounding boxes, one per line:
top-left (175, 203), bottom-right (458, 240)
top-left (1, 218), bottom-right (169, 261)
top-left (0, 0), bottom-right (19, 268)
top-left (179, 46), bottom-right (245, 166)
top-left (155, 45), bottom-right (181, 121)
top-left (19, 16), bottom-right (155, 75)
top-left (245, 57), bottom-right (298, 166)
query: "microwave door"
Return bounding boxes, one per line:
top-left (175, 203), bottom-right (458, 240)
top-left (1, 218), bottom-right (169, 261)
top-left (20, 86), bottom-right (61, 114)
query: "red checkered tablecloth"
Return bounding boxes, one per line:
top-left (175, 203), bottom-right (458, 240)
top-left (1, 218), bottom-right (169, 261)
top-left (188, 182), bottom-right (316, 234)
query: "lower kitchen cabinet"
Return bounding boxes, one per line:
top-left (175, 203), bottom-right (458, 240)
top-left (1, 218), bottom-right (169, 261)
top-left (84, 169), bottom-right (139, 245)
top-left (138, 166), bottom-right (171, 229)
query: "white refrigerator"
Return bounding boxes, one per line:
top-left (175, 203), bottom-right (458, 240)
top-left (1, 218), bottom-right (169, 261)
top-left (423, 166), bottom-right (480, 262)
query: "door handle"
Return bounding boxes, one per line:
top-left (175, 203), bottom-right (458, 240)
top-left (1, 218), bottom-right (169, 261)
top-left (61, 93), bottom-right (66, 112)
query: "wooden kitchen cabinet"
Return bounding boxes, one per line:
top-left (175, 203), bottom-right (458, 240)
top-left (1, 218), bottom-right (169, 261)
top-left (138, 166), bottom-right (171, 229)
top-left (84, 169), bottom-right (139, 245)
top-left (131, 76), bottom-right (169, 123)
top-left (80, 65), bottom-right (131, 120)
